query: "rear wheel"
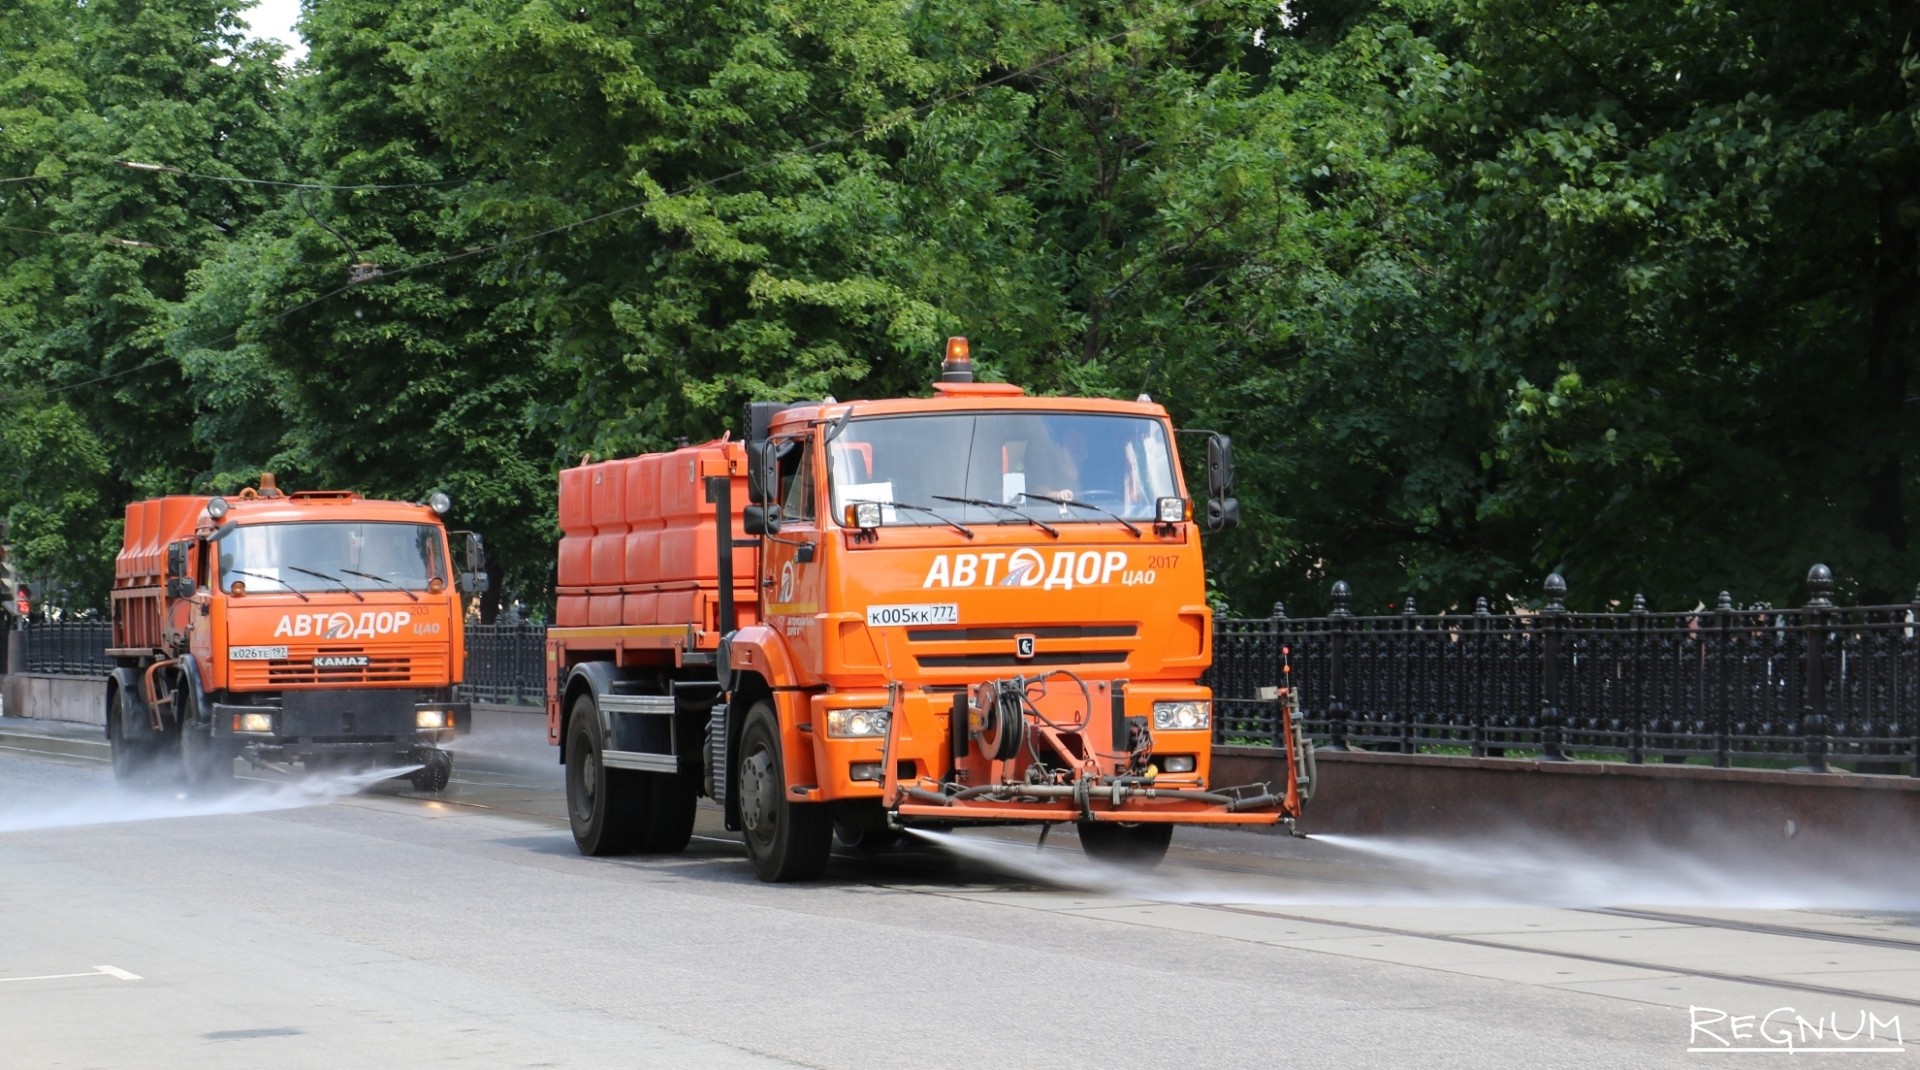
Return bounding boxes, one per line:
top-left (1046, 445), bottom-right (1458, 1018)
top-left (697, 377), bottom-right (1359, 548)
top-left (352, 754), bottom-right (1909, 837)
top-left (566, 694), bottom-right (645, 855)
top-left (1077, 821), bottom-right (1172, 869)
top-left (639, 771), bottom-right (698, 853)
top-left (737, 701), bottom-right (832, 882)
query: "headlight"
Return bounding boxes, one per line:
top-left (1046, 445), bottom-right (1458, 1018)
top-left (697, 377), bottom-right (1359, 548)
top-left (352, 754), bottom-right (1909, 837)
top-left (416, 710), bottom-right (449, 730)
top-left (1156, 497), bottom-right (1188, 524)
top-left (1161, 754), bottom-right (1197, 774)
top-left (207, 496), bottom-right (230, 520)
top-left (1152, 701), bottom-right (1211, 730)
top-left (233, 712), bottom-right (273, 734)
top-left (428, 492), bottom-right (452, 515)
top-left (826, 708), bottom-right (890, 738)
top-left (845, 502), bottom-right (884, 529)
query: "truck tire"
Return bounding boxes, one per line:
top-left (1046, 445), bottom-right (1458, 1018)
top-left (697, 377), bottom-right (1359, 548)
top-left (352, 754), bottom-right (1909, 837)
top-left (639, 771), bottom-right (697, 853)
top-left (737, 700), bottom-right (831, 882)
top-left (109, 686), bottom-right (160, 787)
top-left (1077, 821), bottom-right (1172, 869)
top-left (566, 694), bottom-right (645, 855)
top-left (180, 723), bottom-right (236, 794)
top-left (409, 750), bottom-right (453, 794)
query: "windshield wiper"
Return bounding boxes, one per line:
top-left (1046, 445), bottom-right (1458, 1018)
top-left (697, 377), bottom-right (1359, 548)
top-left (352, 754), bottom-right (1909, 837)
top-left (930, 495), bottom-right (1060, 538)
top-left (285, 565), bottom-right (366, 601)
top-left (226, 569), bottom-right (311, 602)
top-left (341, 569), bottom-right (421, 602)
top-left (1017, 492), bottom-right (1143, 538)
top-left (848, 499), bottom-right (974, 539)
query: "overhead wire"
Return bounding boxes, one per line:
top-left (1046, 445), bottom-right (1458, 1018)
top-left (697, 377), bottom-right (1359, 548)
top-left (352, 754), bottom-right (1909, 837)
top-left (0, 2), bottom-right (1203, 407)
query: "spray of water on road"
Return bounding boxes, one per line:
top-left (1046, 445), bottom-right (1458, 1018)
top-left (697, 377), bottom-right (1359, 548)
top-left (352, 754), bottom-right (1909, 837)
top-left (905, 826), bottom-right (1920, 912)
top-left (0, 765), bottom-right (418, 836)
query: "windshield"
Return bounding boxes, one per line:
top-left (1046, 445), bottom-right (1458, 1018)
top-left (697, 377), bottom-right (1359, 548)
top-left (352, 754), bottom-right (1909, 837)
top-left (827, 412), bottom-right (1179, 525)
top-left (217, 522), bottom-right (448, 593)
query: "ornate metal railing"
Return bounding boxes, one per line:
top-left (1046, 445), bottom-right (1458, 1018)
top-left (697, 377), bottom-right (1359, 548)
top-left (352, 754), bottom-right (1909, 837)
top-left (459, 621), bottom-right (546, 705)
top-left (18, 565), bottom-right (1919, 775)
top-left (1209, 565), bottom-right (1920, 775)
top-left (9, 618), bottom-right (548, 707)
top-left (19, 620), bottom-right (115, 675)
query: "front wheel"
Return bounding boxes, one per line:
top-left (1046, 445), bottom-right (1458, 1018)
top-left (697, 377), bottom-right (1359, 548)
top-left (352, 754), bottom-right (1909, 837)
top-left (409, 750), bottom-right (453, 794)
top-left (109, 686), bottom-right (161, 787)
top-left (566, 695), bottom-right (645, 856)
top-left (1077, 821), bottom-right (1172, 869)
top-left (180, 723), bottom-right (236, 794)
top-left (737, 701), bottom-right (832, 882)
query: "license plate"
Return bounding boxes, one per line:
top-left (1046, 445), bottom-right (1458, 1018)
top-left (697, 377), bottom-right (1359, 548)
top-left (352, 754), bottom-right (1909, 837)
top-left (866, 603), bottom-right (959, 627)
top-left (229, 646), bottom-right (288, 660)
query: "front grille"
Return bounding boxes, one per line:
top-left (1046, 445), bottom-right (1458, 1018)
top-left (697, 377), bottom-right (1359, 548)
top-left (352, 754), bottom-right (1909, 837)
top-left (229, 643), bottom-right (449, 690)
top-left (903, 623), bottom-right (1137, 672)
top-left (916, 651), bottom-right (1130, 669)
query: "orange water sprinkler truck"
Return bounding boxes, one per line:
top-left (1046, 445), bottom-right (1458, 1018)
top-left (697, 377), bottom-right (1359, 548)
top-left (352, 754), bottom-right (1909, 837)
top-left (547, 338), bottom-right (1309, 881)
top-left (106, 475), bottom-right (485, 791)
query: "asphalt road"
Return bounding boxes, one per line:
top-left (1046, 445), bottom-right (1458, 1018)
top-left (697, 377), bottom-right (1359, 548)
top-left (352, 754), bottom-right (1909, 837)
top-left (1, 715), bottom-right (1916, 1068)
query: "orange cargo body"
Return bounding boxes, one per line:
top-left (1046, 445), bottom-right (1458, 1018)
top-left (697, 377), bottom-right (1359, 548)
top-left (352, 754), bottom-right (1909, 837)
top-left (554, 440), bottom-right (758, 636)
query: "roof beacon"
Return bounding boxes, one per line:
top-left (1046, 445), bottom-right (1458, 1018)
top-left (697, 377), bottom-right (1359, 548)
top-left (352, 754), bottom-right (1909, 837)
top-left (940, 336), bottom-right (974, 384)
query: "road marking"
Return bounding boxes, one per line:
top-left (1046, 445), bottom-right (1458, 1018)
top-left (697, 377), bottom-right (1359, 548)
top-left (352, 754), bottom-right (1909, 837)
top-left (0, 965), bottom-right (142, 984)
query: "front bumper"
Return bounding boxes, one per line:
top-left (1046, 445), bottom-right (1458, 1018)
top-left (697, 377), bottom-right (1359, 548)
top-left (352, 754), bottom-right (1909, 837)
top-left (213, 689), bottom-right (470, 765)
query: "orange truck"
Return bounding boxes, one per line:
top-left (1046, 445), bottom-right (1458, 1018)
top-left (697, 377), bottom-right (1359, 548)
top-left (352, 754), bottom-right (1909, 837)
top-left (106, 475), bottom-right (482, 791)
top-left (547, 339), bottom-right (1308, 881)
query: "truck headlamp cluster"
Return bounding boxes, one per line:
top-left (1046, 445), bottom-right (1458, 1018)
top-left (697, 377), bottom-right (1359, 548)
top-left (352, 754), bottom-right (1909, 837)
top-left (416, 710), bottom-right (451, 730)
top-left (232, 712), bottom-right (273, 734)
top-left (1156, 497), bottom-right (1188, 524)
top-left (826, 708), bottom-right (890, 738)
top-left (845, 502), bottom-right (884, 530)
top-left (1152, 701), bottom-right (1211, 731)
top-left (428, 492), bottom-right (451, 516)
top-left (207, 496), bottom-right (231, 520)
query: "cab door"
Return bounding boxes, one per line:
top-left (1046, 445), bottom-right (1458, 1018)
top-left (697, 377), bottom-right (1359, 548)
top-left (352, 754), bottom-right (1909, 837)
top-left (760, 433), bottom-right (826, 685)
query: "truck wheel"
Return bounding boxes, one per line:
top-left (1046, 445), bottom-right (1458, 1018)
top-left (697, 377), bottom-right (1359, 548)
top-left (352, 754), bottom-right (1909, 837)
top-left (566, 694), bottom-right (645, 855)
top-left (639, 771), bottom-right (697, 853)
top-left (737, 700), bottom-right (831, 882)
top-left (109, 687), bottom-right (158, 787)
top-left (409, 750), bottom-right (453, 794)
top-left (833, 811), bottom-right (902, 853)
top-left (1077, 821), bottom-right (1172, 869)
top-left (180, 724), bottom-right (236, 794)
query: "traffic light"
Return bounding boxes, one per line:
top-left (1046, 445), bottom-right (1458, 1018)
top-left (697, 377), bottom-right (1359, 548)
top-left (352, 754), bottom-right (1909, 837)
top-left (0, 527), bottom-right (16, 623)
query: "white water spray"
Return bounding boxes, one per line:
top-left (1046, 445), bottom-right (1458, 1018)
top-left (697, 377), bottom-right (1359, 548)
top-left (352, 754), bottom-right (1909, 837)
top-left (0, 765), bottom-right (417, 836)
top-left (905, 827), bottom-right (1920, 912)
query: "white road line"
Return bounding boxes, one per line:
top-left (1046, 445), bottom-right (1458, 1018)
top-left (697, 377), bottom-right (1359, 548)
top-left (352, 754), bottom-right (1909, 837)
top-left (0, 965), bottom-right (142, 984)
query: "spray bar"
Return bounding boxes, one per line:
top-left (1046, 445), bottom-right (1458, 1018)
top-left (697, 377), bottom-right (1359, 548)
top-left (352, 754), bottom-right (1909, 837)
top-left (902, 782), bottom-right (1284, 813)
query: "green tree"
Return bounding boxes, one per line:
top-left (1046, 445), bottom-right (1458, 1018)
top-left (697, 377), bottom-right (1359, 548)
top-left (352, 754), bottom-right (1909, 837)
top-left (0, 0), bottom-right (289, 608)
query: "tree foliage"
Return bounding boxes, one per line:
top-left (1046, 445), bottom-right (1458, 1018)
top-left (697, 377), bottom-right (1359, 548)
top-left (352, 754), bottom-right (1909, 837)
top-left (0, 0), bottom-right (1914, 618)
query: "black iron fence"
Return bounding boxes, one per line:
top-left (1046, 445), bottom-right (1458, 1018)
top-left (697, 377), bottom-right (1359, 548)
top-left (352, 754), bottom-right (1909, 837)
top-left (1211, 565), bottom-right (1920, 774)
top-left (10, 618), bottom-right (548, 707)
top-left (18, 566), bottom-right (1920, 775)
top-left (460, 621), bottom-right (546, 705)
top-left (18, 620), bottom-right (114, 675)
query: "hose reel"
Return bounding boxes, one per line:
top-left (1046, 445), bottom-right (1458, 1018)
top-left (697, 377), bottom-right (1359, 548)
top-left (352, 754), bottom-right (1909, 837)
top-left (970, 680), bottom-right (1027, 761)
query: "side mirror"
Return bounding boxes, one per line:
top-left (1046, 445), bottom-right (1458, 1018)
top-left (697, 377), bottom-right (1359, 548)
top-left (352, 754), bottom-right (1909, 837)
top-left (746, 441), bottom-right (779, 505)
top-left (742, 504), bottom-right (783, 536)
top-left (1206, 434), bottom-right (1235, 499)
top-left (168, 576), bottom-right (196, 599)
top-left (1206, 496), bottom-right (1240, 533)
top-left (457, 571), bottom-right (490, 594)
top-left (467, 532), bottom-right (486, 573)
